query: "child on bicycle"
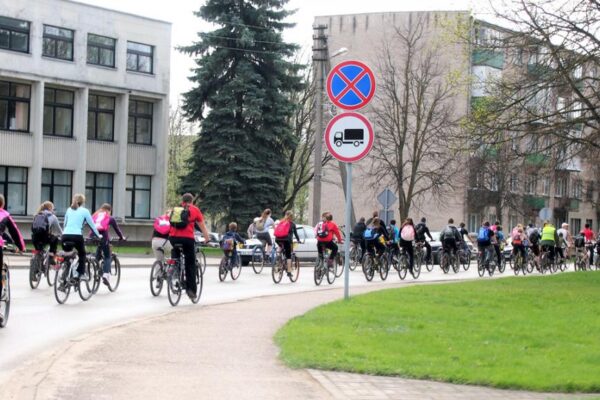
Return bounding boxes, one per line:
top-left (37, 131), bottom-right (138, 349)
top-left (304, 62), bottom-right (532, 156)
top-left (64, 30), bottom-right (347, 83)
top-left (31, 201), bottom-right (62, 265)
top-left (0, 194), bottom-right (25, 324)
top-left (221, 222), bottom-right (244, 267)
top-left (92, 204), bottom-right (125, 286)
top-left (315, 212), bottom-right (343, 267)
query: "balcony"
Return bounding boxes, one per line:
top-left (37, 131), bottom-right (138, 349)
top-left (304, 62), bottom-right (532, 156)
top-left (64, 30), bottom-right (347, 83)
top-left (472, 49), bottom-right (504, 69)
top-left (525, 153), bottom-right (549, 167)
top-left (524, 195), bottom-right (546, 210)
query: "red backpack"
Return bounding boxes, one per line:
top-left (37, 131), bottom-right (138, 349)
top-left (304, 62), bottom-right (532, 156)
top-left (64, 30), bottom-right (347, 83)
top-left (274, 220), bottom-right (291, 238)
top-left (153, 215), bottom-right (171, 236)
top-left (93, 211), bottom-right (110, 232)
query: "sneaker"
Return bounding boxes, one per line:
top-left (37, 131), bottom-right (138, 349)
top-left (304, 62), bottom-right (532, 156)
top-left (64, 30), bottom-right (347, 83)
top-left (186, 289), bottom-right (196, 299)
top-left (71, 270), bottom-right (80, 280)
top-left (79, 273), bottom-right (89, 282)
top-left (102, 273), bottom-right (110, 286)
top-left (287, 271), bottom-right (293, 278)
top-left (49, 256), bottom-right (56, 266)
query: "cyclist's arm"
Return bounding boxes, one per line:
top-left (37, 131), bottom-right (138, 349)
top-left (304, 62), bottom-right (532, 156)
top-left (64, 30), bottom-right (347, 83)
top-left (196, 219), bottom-right (211, 248)
top-left (4, 214), bottom-right (25, 252)
top-left (49, 214), bottom-right (63, 236)
top-left (334, 223), bottom-right (343, 243)
top-left (292, 224), bottom-right (301, 242)
top-left (85, 211), bottom-right (101, 238)
top-left (425, 228), bottom-right (433, 241)
top-left (109, 217), bottom-right (125, 240)
top-left (235, 233), bottom-right (244, 244)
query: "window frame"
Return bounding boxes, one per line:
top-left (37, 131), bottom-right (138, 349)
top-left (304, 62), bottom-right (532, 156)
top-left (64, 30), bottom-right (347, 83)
top-left (0, 16), bottom-right (30, 53)
top-left (87, 33), bottom-right (116, 68)
top-left (0, 165), bottom-right (27, 215)
top-left (0, 80), bottom-right (31, 132)
top-left (126, 41), bottom-right (154, 74)
top-left (85, 172), bottom-right (114, 212)
top-left (42, 24), bottom-right (74, 61)
top-left (126, 174), bottom-right (151, 219)
top-left (87, 94), bottom-right (116, 142)
top-left (128, 99), bottom-right (153, 145)
top-left (43, 87), bottom-right (74, 137)
top-left (41, 168), bottom-right (72, 217)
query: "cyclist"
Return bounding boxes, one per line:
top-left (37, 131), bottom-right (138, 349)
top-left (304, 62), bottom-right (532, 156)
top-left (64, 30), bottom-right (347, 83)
top-left (388, 219), bottom-right (400, 256)
top-left (528, 225), bottom-right (541, 261)
top-left (364, 217), bottom-right (388, 258)
top-left (221, 222), bottom-right (245, 267)
top-left (580, 223), bottom-right (596, 265)
top-left (494, 225), bottom-right (506, 265)
top-left (351, 217), bottom-right (367, 259)
top-left (540, 220), bottom-right (559, 263)
top-left (255, 209), bottom-right (275, 258)
top-left (169, 193), bottom-right (211, 299)
top-left (476, 221), bottom-right (494, 265)
top-left (62, 194), bottom-right (101, 282)
top-left (415, 217), bottom-right (434, 264)
top-left (0, 194), bottom-right (25, 324)
top-left (557, 223), bottom-right (572, 258)
top-left (458, 222), bottom-right (471, 250)
top-left (92, 204), bottom-right (125, 286)
top-left (151, 210), bottom-right (172, 263)
top-left (440, 218), bottom-right (461, 259)
top-left (315, 212), bottom-right (343, 267)
top-left (31, 201), bottom-right (62, 265)
top-left (511, 224), bottom-right (527, 261)
top-left (274, 211), bottom-right (301, 278)
top-left (399, 218), bottom-right (416, 276)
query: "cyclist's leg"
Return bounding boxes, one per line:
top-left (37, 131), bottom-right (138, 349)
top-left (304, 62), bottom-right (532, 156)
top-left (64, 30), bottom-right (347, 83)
top-left (403, 240), bottom-right (414, 272)
top-left (283, 241), bottom-right (292, 272)
top-left (317, 241), bottom-right (325, 260)
top-left (73, 236), bottom-right (86, 275)
top-left (182, 238), bottom-right (196, 293)
top-left (425, 241), bottom-right (432, 263)
top-left (329, 241), bottom-right (338, 260)
top-left (100, 238), bottom-right (111, 274)
top-left (48, 234), bottom-right (59, 262)
top-left (151, 238), bottom-right (167, 262)
top-left (0, 247), bottom-right (4, 298)
top-left (494, 244), bottom-right (501, 264)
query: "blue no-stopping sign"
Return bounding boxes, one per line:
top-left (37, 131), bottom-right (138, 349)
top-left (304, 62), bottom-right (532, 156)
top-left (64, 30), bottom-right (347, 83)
top-left (327, 60), bottom-right (376, 111)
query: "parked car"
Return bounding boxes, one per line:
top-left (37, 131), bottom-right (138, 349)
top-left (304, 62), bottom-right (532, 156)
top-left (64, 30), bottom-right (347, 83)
top-left (194, 231), bottom-right (220, 248)
top-left (238, 224), bottom-right (320, 265)
top-left (428, 231), bottom-right (476, 264)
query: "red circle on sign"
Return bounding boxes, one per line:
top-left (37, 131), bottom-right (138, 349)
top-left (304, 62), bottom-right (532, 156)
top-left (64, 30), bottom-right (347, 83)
top-left (325, 112), bottom-right (374, 163)
top-left (327, 60), bottom-right (376, 111)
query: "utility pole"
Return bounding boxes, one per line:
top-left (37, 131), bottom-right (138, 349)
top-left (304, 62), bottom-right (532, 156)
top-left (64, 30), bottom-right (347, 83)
top-left (311, 25), bottom-right (328, 226)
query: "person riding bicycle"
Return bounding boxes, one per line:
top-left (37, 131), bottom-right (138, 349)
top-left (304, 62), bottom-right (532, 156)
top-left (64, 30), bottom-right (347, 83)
top-left (62, 194), bottom-right (101, 282)
top-left (494, 225), bottom-right (506, 265)
top-left (351, 217), bottom-right (367, 259)
top-left (221, 222), bottom-right (245, 267)
top-left (528, 226), bottom-right (541, 260)
top-left (399, 218), bottom-right (416, 276)
top-left (169, 193), bottom-right (211, 300)
top-left (540, 220), bottom-right (559, 263)
top-left (415, 217), bottom-right (434, 264)
top-left (91, 204), bottom-right (125, 286)
top-left (274, 211), bottom-right (301, 278)
top-left (255, 209), bottom-right (275, 259)
top-left (388, 219), bottom-right (400, 255)
top-left (477, 221), bottom-right (494, 265)
top-left (315, 212), bottom-right (343, 268)
top-left (580, 224), bottom-right (596, 265)
top-left (364, 218), bottom-right (388, 258)
top-left (458, 222), bottom-right (471, 251)
top-left (0, 194), bottom-right (25, 325)
top-left (440, 218), bottom-right (462, 260)
top-left (152, 210), bottom-right (172, 263)
top-left (31, 201), bottom-right (62, 266)
top-left (511, 224), bottom-right (527, 262)
top-left (557, 223), bottom-right (572, 259)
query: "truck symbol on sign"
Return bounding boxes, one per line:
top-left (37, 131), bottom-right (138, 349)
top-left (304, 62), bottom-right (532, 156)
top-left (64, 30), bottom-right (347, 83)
top-left (334, 129), bottom-right (364, 147)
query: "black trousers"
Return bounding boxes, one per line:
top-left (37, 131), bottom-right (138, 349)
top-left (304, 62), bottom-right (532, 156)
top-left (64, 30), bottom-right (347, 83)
top-left (61, 235), bottom-right (86, 275)
top-left (400, 239), bottom-right (414, 272)
top-left (32, 231), bottom-right (59, 254)
top-left (170, 237), bottom-right (197, 292)
top-left (317, 241), bottom-right (338, 259)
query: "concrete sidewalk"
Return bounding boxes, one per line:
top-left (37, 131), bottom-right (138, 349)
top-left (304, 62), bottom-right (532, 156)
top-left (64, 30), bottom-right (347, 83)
top-left (2, 284), bottom-right (596, 400)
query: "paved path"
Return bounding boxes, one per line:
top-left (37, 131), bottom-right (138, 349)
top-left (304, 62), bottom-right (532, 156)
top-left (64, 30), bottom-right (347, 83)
top-left (2, 280), bottom-right (597, 400)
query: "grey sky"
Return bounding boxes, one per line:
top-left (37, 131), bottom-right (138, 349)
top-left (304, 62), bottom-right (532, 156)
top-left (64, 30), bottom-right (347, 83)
top-left (77, 0), bottom-right (480, 103)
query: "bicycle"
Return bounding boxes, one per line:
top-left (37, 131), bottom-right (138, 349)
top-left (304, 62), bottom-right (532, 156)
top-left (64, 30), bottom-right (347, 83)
top-left (348, 239), bottom-right (363, 271)
top-left (415, 241), bottom-right (432, 272)
top-left (165, 243), bottom-right (203, 306)
top-left (251, 237), bottom-right (276, 274)
top-left (149, 241), bottom-right (170, 296)
top-left (362, 248), bottom-right (389, 281)
top-left (477, 245), bottom-right (496, 277)
top-left (53, 243), bottom-right (95, 304)
top-left (313, 245), bottom-right (342, 286)
top-left (457, 244), bottom-right (471, 271)
top-left (29, 246), bottom-right (58, 289)
top-left (1, 244), bottom-right (16, 328)
top-left (218, 247), bottom-right (242, 282)
top-left (395, 246), bottom-right (410, 280)
top-left (539, 246), bottom-right (558, 274)
top-left (439, 247), bottom-right (459, 274)
top-left (497, 244), bottom-right (507, 274)
top-left (555, 248), bottom-right (568, 272)
top-left (86, 237), bottom-right (123, 293)
top-left (271, 241), bottom-right (301, 284)
top-left (512, 249), bottom-right (527, 276)
top-left (574, 247), bottom-right (589, 271)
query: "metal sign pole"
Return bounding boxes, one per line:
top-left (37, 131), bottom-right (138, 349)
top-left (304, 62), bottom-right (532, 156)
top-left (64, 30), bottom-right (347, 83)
top-left (344, 162), bottom-right (352, 300)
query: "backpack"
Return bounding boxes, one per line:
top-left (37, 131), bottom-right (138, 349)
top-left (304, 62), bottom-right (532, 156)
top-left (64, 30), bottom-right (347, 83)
top-left (477, 227), bottom-right (490, 243)
top-left (441, 226), bottom-right (455, 241)
top-left (255, 218), bottom-right (266, 232)
top-left (574, 235), bottom-right (585, 248)
top-left (511, 228), bottom-right (522, 245)
top-left (32, 212), bottom-right (50, 234)
top-left (401, 225), bottom-right (415, 241)
top-left (222, 233), bottom-right (235, 251)
top-left (415, 224), bottom-right (426, 239)
top-left (316, 221), bottom-right (329, 239)
top-left (93, 211), bottom-right (110, 232)
top-left (153, 215), bottom-right (171, 236)
top-left (529, 230), bottom-right (540, 244)
top-left (274, 220), bottom-right (291, 238)
top-left (363, 226), bottom-right (376, 241)
top-left (170, 206), bottom-right (190, 229)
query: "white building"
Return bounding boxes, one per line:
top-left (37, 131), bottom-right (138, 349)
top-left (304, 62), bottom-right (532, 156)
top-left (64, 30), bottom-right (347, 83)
top-left (0, 0), bottom-right (171, 239)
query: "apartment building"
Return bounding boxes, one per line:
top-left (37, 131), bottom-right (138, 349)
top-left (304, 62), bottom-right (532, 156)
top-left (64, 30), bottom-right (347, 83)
top-left (0, 0), bottom-right (171, 239)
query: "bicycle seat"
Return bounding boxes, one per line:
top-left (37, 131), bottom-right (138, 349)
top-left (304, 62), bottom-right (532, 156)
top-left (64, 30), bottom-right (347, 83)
top-left (173, 244), bottom-right (184, 249)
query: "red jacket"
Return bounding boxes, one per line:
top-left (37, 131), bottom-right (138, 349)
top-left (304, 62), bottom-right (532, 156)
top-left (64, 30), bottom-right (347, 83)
top-left (581, 228), bottom-right (595, 242)
top-left (316, 221), bottom-right (343, 243)
top-left (169, 204), bottom-right (204, 239)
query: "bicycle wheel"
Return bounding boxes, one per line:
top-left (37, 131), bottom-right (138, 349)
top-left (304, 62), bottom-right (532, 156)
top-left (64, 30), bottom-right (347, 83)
top-left (289, 256), bottom-right (300, 282)
top-left (90, 258), bottom-right (101, 294)
top-left (363, 256), bottom-right (374, 281)
top-left (0, 265), bottom-right (10, 328)
top-left (398, 255), bottom-right (408, 280)
top-left (477, 259), bottom-right (485, 277)
top-left (513, 256), bottom-right (521, 276)
top-left (230, 254), bottom-right (242, 280)
top-left (190, 261), bottom-right (203, 304)
top-left (488, 260), bottom-right (495, 277)
top-left (150, 261), bottom-right (165, 296)
top-left (379, 257), bottom-right (389, 281)
top-left (550, 258), bottom-right (558, 274)
top-left (107, 256), bottom-right (121, 292)
top-left (251, 246), bottom-right (265, 274)
top-left (349, 246), bottom-right (358, 271)
top-left (441, 255), bottom-right (449, 274)
top-left (412, 256), bottom-right (421, 279)
top-left (218, 257), bottom-right (228, 281)
top-left (46, 258), bottom-right (57, 287)
top-left (271, 259), bottom-right (284, 284)
top-left (313, 259), bottom-right (324, 286)
top-left (29, 255), bottom-right (42, 289)
top-left (167, 267), bottom-right (183, 306)
top-left (452, 256), bottom-right (460, 273)
top-left (54, 263), bottom-right (71, 304)
top-left (334, 253), bottom-right (344, 278)
top-left (78, 260), bottom-right (94, 301)
top-left (326, 259), bottom-right (336, 285)
top-left (498, 258), bottom-right (506, 274)
top-left (196, 249), bottom-right (207, 275)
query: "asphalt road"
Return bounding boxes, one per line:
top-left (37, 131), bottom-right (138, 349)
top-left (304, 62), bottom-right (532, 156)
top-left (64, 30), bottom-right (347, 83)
top-left (0, 255), bottom-right (487, 386)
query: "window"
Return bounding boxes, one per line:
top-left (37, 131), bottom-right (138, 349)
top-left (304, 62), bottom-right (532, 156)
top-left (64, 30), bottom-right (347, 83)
top-left (44, 88), bottom-right (73, 137)
top-left (525, 175), bottom-right (537, 195)
top-left (468, 214), bottom-right (479, 234)
top-left (586, 181), bottom-right (594, 201)
top-left (128, 100), bottom-right (153, 144)
top-left (509, 175), bottom-right (519, 192)
top-left (125, 175), bottom-right (151, 219)
top-left (0, 16), bottom-right (29, 53)
top-left (572, 179), bottom-right (582, 199)
top-left (570, 218), bottom-right (581, 236)
top-left (0, 166), bottom-right (27, 215)
top-left (88, 94), bottom-right (115, 141)
top-left (555, 176), bottom-right (567, 197)
top-left (85, 172), bottom-right (113, 212)
top-left (541, 176), bottom-right (551, 196)
top-left (586, 219), bottom-right (593, 230)
top-left (42, 25), bottom-right (74, 61)
top-left (487, 173), bottom-right (499, 192)
top-left (0, 81), bottom-right (30, 132)
top-left (41, 169), bottom-right (72, 216)
top-left (87, 34), bottom-right (116, 68)
top-left (127, 41), bottom-right (153, 74)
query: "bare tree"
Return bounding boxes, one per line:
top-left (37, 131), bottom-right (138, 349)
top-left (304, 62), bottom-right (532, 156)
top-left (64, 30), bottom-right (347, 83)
top-left (370, 15), bottom-right (465, 221)
top-left (167, 104), bottom-right (195, 207)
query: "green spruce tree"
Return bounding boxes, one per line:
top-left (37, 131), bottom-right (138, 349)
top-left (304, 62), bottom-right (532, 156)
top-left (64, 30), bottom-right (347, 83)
top-left (179, 0), bottom-right (303, 228)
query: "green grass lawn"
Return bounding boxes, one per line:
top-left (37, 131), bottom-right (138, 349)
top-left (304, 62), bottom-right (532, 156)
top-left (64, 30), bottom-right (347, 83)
top-left (276, 272), bottom-right (600, 393)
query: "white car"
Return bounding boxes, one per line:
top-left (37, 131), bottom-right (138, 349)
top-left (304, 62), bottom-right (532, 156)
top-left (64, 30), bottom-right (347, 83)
top-left (194, 231), bottom-right (220, 248)
top-left (238, 224), bottom-right (320, 265)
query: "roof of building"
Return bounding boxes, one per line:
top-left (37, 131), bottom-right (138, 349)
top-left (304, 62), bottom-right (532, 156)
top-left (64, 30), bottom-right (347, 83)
top-left (62, 0), bottom-right (172, 25)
